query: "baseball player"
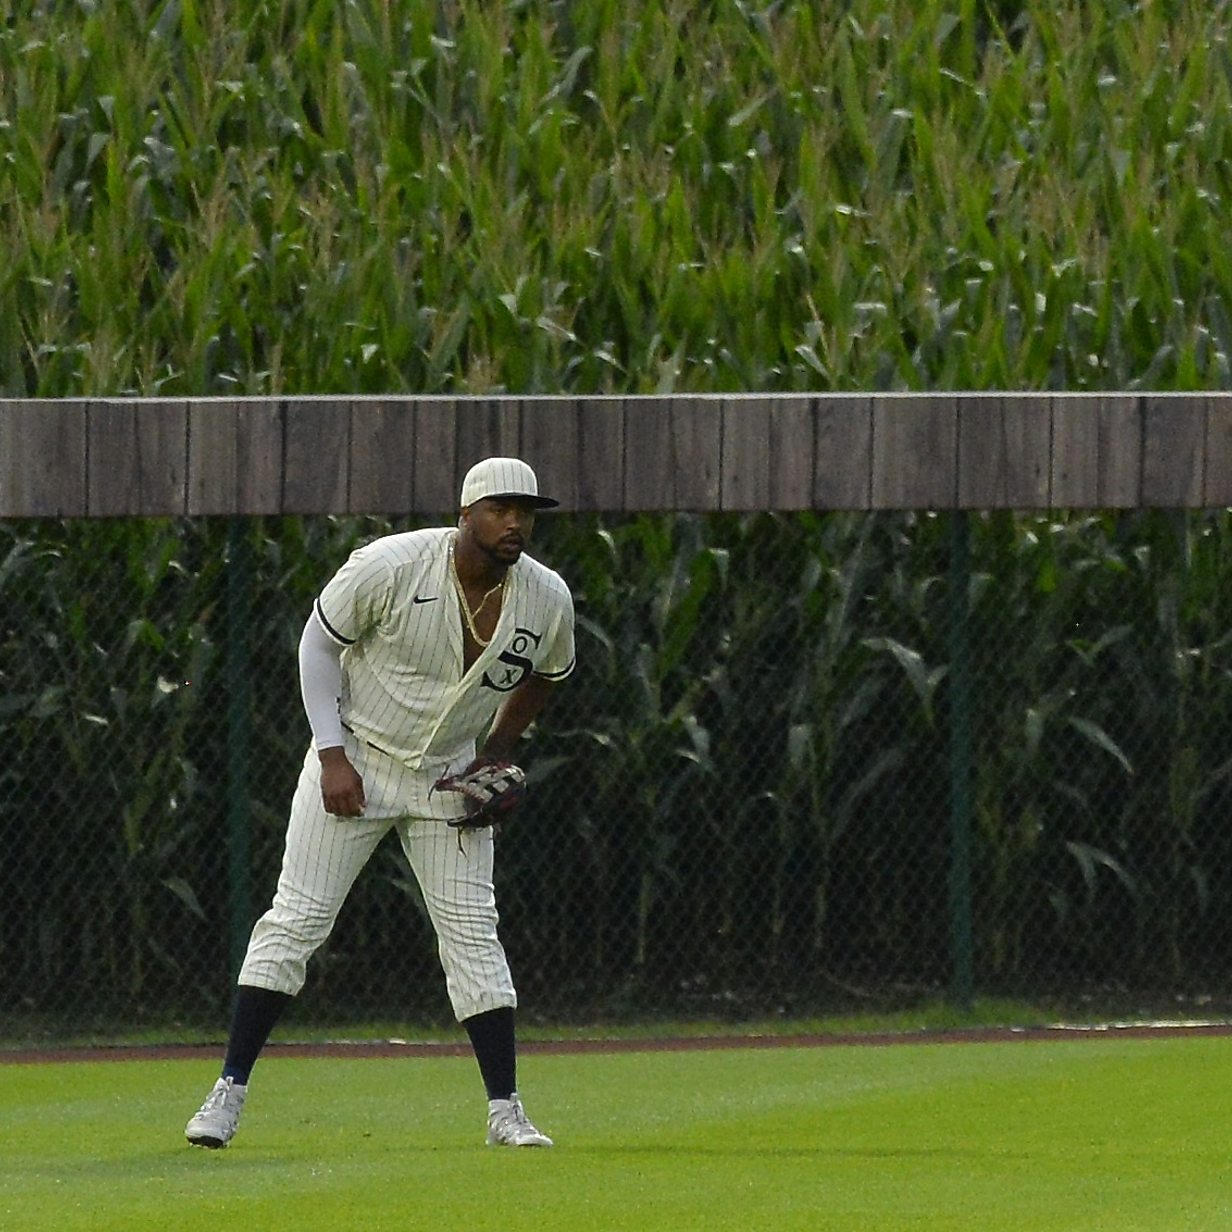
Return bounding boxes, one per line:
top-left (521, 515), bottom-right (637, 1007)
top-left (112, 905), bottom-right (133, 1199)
top-left (185, 457), bottom-right (574, 1150)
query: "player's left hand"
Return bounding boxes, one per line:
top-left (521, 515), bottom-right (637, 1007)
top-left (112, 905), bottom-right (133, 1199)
top-left (433, 757), bottom-right (527, 830)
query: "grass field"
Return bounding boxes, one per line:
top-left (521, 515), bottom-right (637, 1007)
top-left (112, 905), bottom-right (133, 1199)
top-left (3, 1034), bottom-right (1229, 1231)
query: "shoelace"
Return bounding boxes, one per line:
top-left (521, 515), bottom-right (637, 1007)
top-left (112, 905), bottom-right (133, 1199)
top-left (491, 1100), bottom-right (533, 1136)
top-left (199, 1082), bottom-right (234, 1115)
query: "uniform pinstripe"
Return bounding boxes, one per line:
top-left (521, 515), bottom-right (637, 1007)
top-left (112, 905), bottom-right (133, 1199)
top-left (239, 526), bottom-right (574, 1020)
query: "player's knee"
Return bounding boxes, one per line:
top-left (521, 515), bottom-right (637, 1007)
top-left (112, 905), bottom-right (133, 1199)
top-left (271, 890), bottom-right (343, 935)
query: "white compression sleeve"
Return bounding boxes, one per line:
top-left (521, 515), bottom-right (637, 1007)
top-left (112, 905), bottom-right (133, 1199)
top-left (299, 611), bottom-right (345, 750)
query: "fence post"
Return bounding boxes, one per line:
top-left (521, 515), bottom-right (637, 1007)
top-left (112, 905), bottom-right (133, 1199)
top-left (225, 517), bottom-right (253, 979)
top-left (948, 510), bottom-right (975, 1010)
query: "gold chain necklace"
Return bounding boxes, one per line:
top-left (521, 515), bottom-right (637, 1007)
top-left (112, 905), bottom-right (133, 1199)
top-left (449, 540), bottom-right (505, 648)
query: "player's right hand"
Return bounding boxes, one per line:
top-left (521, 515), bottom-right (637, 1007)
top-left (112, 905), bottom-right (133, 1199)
top-left (318, 747), bottom-right (366, 817)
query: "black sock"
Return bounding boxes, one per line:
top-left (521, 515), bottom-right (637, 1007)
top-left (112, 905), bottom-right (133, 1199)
top-left (221, 985), bottom-right (292, 1084)
top-left (462, 1007), bottom-right (517, 1100)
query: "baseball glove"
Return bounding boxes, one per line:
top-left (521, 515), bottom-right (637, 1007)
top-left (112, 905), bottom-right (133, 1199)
top-left (433, 758), bottom-right (527, 832)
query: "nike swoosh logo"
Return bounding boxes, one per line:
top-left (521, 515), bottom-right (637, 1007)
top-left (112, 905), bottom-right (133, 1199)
top-left (413, 595), bottom-right (438, 604)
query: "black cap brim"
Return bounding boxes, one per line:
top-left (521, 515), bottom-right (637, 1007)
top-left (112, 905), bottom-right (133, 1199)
top-left (474, 491), bottom-right (560, 509)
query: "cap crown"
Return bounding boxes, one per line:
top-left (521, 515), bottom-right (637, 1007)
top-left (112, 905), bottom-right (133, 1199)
top-left (459, 457), bottom-right (558, 508)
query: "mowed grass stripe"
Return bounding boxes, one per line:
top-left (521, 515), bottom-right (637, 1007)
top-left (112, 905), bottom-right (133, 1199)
top-left (2, 1036), bottom-right (1229, 1231)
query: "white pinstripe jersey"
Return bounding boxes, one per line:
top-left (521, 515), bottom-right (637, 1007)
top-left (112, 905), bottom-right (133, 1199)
top-left (314, 527), bottom-right (575, 779)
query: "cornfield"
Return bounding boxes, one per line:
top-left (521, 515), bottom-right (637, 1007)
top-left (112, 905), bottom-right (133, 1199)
top-left (2, 0), bottom-right (1231, 397)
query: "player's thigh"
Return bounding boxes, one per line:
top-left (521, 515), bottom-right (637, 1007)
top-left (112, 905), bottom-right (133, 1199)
top-left (276, 764), bottom-right (392, 907)
top-left (396, 821), bottom-right (498, 930)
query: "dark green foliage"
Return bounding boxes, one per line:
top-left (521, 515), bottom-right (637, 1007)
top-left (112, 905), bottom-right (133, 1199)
top-left (6, 510), bottom-right (1232, 1029)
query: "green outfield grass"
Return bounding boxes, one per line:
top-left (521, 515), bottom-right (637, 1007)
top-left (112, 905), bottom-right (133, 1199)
top-left (3, 1035), bottom-right (1229, 1231)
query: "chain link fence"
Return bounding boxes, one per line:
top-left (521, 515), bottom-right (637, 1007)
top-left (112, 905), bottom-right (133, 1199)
top-left (3, 509), bottom-right (1232, 1039)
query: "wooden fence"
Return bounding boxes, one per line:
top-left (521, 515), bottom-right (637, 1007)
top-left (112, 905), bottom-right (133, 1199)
top-left (0, 393), bottom-right (1227, 516)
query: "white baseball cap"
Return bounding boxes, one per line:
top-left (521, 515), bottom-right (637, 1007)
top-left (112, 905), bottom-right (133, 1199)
top-left (459, 457), bottom-right (559, 509)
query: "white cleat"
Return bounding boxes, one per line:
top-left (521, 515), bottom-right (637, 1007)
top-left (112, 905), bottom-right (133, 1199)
top-left (486, 1093), bottom-right (553, 1147)
top-left (185, 1077), bottom-right (248, 1149)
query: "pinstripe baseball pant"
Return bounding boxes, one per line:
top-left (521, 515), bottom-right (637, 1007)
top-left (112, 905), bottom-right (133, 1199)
top-left (238, 756), bottom-right (517, 1021)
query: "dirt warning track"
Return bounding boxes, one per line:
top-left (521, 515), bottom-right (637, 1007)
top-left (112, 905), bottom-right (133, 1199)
top-left (4, 1021), bottom-right (1231, 1064)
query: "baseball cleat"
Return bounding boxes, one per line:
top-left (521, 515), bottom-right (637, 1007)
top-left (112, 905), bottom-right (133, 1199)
top-left (185, 1076), bottom-right (248, 1148)
top-left (486, 1093), bottom-right (553, 1147)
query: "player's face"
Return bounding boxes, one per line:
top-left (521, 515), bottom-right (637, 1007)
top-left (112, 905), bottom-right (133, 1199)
top-left (463, 497), bottom-right (537, 565)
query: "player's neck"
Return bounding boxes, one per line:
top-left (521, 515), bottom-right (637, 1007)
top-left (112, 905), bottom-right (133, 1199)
top-left (452, 530), bottom-right (509, 591)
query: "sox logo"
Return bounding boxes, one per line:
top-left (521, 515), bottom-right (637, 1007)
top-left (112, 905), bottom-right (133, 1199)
top-left (482, 628), bottom-right (543, 693)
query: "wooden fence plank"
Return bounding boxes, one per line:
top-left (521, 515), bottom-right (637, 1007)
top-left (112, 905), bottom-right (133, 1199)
top-left (576, 398), bottom-right (624, 511)
top-left (188, 400), bottom-right (283, 516)
top-left (814, 395), bottom-right (872, 509)
top-left (769, 396), bottom-right (814, 509)
top-left (670, 397), bottom-right (722, 510)
top-left (187, 401), bottom-right (240, 517)
top-left (1205, 396), bottom-right (1232, 506)
top-left (958, 395), bottom-right (1051, 508)
top-left (623, 397), bottom-right (673, 511)
top-left (456, 398), bottom-right (522, 477)
top-left (721, 396), bottom-right (773, 511)
top-left (88, 399), bottom-right (187, 516)
top-left (411, 399), bottom-right (458, 513)
top-left (87, 400), bottom-right (134, 517)
top-left (1050, 395), bottom-right (1141, 507)
top-left (872, 395), bottom-right (957, 508)
top-left (134, 401), bottom-right (189, 515)
top-left (721, 394), bottom-right (816, 511)
top-left (283, 398), bottom-right (349, 514)
top-left (0, 400), bottom-right (87, 516)
top-left (349, 400), bottom-right (417, 514)
top-left (1142, 394), bottom-right (1205, 506)
top-left (623, 396), bottom-right (721, 511)
top-left (521, 398), bottom-right (581, 511)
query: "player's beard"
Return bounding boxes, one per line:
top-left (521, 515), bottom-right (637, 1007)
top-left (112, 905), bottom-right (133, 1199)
top-left (481, 533), bottom-right (524, 567)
